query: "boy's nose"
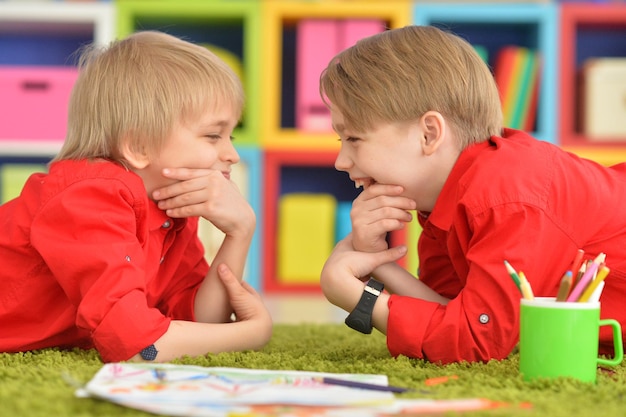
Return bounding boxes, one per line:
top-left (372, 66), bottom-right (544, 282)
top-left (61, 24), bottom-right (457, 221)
top-left (334, 148), bottom-right (352, 172)
top-left (223, 141), bottom-right (240, 164)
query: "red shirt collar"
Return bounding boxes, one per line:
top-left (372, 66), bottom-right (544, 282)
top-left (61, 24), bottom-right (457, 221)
top-left (422, 128), bottom-right (521, 231)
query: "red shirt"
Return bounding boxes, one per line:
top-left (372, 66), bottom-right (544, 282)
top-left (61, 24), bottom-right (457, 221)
top-left (0, 159), bottom-right (208, 362)
top-left (387, 129), bottom-right (626, 363)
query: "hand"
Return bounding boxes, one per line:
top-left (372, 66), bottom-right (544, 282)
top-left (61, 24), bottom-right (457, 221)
top-left (320, 235), bottom-right (407, 308)
top-left (152, 168), bottom-right (256, 237)
top-left (131, 263), bottom-right (273, 362)
top-left (217, 263), bottom-right (272, 325)
top-left (351, 183), bottom-right (416, 253)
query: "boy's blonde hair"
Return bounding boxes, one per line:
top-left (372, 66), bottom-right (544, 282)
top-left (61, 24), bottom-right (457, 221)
top-left (320, 25), bottom-right (502, 148)
top-left (54, 31), bottom-right (244, 162)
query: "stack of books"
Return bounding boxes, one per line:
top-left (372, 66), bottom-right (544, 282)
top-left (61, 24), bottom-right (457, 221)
top-left (494, 46), bottom-right (541, 132)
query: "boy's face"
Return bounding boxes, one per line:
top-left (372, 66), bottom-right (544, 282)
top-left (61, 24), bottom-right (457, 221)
top-left (331, 108), bottom-right (445, 212)
top-left (141, 106), bottom-right (240, 195)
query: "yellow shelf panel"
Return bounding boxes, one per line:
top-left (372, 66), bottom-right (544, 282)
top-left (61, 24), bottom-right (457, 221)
top-left (262, 130), bottom-right (340, 151)
top-left (562, 146), bottom-right (626, 166)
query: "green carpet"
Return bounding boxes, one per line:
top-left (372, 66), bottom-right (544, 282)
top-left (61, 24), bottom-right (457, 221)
top-left (1, 324), bottom-right (625, 416)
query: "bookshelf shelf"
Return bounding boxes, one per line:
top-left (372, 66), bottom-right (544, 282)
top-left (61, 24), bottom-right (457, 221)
top-left (0, 1), bottom-right (116, 204)
top-left (0, 1), bottom-right (115, 157)
top-left (262, 149), bottom-right (359, 293)
top-left (559, 4), bottom-right (626, 147)
top-left (260, 0), bottom-right (411, 151)
top-left (0, 2), bottom-right (114, 57)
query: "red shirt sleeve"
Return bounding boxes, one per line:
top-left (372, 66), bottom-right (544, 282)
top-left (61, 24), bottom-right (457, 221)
top-left (416, 214), bottom-right (462, 298)
top-left (387, 202), bottom-right (577, 364)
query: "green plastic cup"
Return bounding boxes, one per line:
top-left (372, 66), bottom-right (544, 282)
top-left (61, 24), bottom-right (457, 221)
top-left (520, 297), bottom-right (623, 383)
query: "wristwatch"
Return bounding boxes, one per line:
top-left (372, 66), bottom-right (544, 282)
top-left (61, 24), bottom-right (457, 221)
top-left (140, 344), bottom-right (159, 361)
top-left (344, 278), bottom-right (385, 334)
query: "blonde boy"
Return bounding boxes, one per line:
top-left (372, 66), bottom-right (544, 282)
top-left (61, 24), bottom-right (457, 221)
top-left (0, 31), bottom-right (272, 362)
top-left (320, 25), bottom-right (626, 363)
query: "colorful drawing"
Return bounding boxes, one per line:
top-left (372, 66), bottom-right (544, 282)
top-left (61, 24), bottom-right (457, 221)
top-left (77, 363), bottom-right (516, 417)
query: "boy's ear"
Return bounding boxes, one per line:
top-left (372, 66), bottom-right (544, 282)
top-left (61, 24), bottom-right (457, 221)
top-left (120, 140), bottom-right (150, 170)
top-left (420, 111), bottom-right (446, 156)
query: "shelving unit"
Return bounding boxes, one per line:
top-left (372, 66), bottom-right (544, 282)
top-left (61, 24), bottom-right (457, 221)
top-left (558, 3), bottom-right (626, 164)
top-left (0, 2), bottom-right (114, 60)
top-left (262, 150), bottom-right (360, 293)
top-left (0, 1), bottom-right (116, 206)
top-left (260, 0), bottom-right (411, 151)
top-left (0, 1), bottom-right (115, 157)
top-left (1, 1), bottom-right (626, 293)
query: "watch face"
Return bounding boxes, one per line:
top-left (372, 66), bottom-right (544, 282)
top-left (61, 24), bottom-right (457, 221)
top-left (367, 278), bottom-right (384, 292)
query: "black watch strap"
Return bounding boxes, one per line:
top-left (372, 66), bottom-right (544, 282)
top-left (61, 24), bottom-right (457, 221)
top-left (345, 278), bottom-right (384, 334)
top-left (140, 344), bottom-right (158, 361)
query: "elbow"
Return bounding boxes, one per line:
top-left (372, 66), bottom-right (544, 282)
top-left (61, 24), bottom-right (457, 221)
top-left (319, 267), bottom-right (340, 305)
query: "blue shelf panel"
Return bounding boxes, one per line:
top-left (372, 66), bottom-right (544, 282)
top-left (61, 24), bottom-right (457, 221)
top-left (235, 145), bottom-right (263, 291)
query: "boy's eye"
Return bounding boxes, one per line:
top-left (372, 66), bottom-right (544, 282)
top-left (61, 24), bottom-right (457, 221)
top-left (337, 136), bottom-right (359, 143)
top-left (205, 134), bottom-right (235, 141)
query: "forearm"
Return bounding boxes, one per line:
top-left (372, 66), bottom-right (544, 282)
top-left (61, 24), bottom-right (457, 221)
top-left (322, 265), bottom-right (446, 336)
top-left (372, 262), bottom-right (449, 304)
top-left (320, 269), bottom-right (392, 334)
top-left (130, 318), bottom-right (272, 363)
top-left (194, 230), bottom-right (254, 322)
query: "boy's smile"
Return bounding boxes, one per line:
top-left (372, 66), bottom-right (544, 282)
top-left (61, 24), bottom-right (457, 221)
top-left (330, 108), bottom-right (459, 213)
top-left (353, 178), bottom-right (376, 189)
top-left (331, 110), bottom-right (423, 201)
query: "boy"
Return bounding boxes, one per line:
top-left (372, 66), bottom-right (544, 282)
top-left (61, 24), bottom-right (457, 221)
top-left (0, 31), bottom-right (272, 363)
top-left (319, 25), bottom-right (626, 364)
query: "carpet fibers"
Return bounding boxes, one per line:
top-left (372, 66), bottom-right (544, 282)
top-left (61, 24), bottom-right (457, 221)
top-left (1, 324), bottom-right (625, 416)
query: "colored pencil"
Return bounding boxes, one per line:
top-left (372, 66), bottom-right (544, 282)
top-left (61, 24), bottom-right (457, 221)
top-left (519, 271), bottom-right (534, 300)
top-left (319, 377), bottom-right (410, 393)
top-left (503, 260), bottom-right (522, 291)
top-left (569, 249), bottom-right (585, 280)
top-left (555, 271), bottom-right (573, 302)
top-left (567, 253), bottom-right (606, 302)
top-left (571, 261), bottom-right (587, 293)
top-left (578, 265), bottom-right (610, 303)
